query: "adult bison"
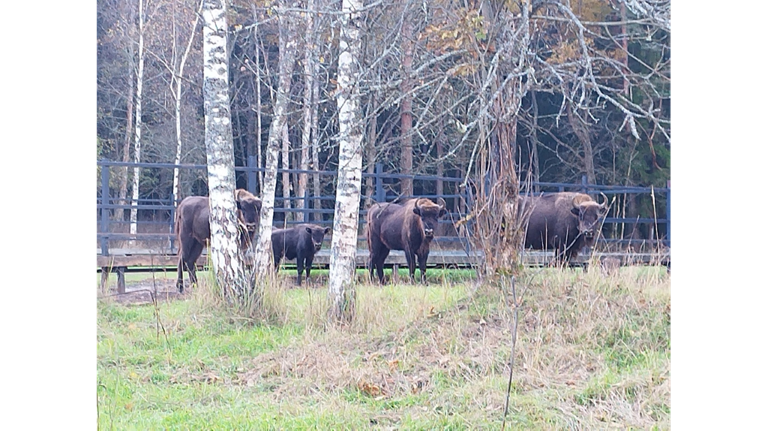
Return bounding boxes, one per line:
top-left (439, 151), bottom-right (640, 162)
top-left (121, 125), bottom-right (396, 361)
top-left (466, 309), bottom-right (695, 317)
top-left (271, 224), bottom-right (331, 285)
top-left (175, 189), bottom-right (262, 292)
top-left (367, 197), bottom-right (447, 284)
top-left (520, 192), bottom-right (608, 265)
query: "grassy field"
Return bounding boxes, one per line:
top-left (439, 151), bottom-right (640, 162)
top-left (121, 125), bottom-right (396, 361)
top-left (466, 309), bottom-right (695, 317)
top-left (97, 265), bottom-right (670, 430)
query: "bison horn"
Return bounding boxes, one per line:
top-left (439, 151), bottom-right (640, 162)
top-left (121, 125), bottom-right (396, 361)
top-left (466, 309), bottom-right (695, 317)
top-left (437, 197), bottom-right (447, 208)
top-left (599, 192), bottom-right (610, 207)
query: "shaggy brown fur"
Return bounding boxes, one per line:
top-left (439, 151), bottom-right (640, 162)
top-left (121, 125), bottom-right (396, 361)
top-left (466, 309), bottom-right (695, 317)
top-left (175, 189), bottom-right (262, 292)
top-left (271, 224), bottom-right (331, 285)
top-left (366, 198), bottom-right (446, 284)
top-left (519, 192), bottom-right (607, 265)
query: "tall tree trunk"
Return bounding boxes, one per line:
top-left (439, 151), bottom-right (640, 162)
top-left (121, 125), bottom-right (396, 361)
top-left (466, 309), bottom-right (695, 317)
top-left (252, 11), bottom-right (264, 191)
top-left (474, 0), bottom-right (531, 274)
top-left (281, 122), bottom-right (292, 224)
top-left (328, 0), bottom-right (363, 324)
top-left (202, 0), bottom-right (248, 297)
top-left (529, 91), bottom-right (541, 191)
top-left (399, 8), bottom-right (414, 196)
top-left (297, 0), bottom-right (315, 222)
top-left (129, 0), bottom-right (146, 241)
top-left (172, 0), bottom-right (202, 202)
top-left (364, 95), bottom-right (377, 207)
top-left (311, 42), bottom-right (322, 221)
top-left (436, 123), bottom-right (445, 235)
top-left (620, 2), bottom-right (629, 96)
top-left (115, 0), bottom-right (137, 224)
top-left (567, 102), bottom-right (597, 185)
top-left (116, 67), bottom-right (134, 223)
top-left (253, 0), bottom-right (298, 278)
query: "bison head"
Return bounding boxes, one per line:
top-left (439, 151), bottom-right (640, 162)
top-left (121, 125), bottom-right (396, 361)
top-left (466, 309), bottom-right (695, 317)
top-left (570, 195), bottom-right (608, 244)
top-left (412, 198), bottom-right (447, 239)
top-left (235, 189), bottom-right (262, 233)
top-left (306, 225), bottom-right (332, 252)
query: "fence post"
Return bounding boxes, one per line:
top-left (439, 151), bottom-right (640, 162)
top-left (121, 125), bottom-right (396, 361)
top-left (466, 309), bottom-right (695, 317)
top-left (304, 188), bottom-right (311, 223)
top-left (247, 155), bottom-right (257, 195)
top-left (375, 163), bottom-right (384, 202)
top-left (581, 175), bottom-right (588, 194)
top-left (100, 160), bottom-right (110, 256)
top-left (666, 180), bottom-right (671, 247)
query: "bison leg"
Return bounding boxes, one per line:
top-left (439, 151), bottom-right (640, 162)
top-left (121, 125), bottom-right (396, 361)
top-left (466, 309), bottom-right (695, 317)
top-left (404, 249), bottom-right (418, 284)
top-left (370, 249), bottom-right (389, 284)
top-left (177, 257), bottom-right (185, 292)
top-left (296, 257), bottom-right (305, 286)
top-left (304, 255), bottom-right (314, 285)
top-left (417, 251), bottom-right (429, 284)
top-left (178, 240), bottom-right (204, 292)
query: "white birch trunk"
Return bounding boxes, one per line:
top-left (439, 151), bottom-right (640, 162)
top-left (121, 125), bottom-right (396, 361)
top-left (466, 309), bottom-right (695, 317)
top-left (202, 0), bottom-right (248, 297)
top-left (251, 5), bottom-right (264, 190)
top-left (281, 122), bottom-right (292, 224)
top-left (129, 0), bottom-right (145, 241)
top-left (311, 54), bottom-right (321, 221)
top-left (328, 0), bottom-right (364, 323)
top-left (116, 0), bottom-right (137, 223)
top-left (172, 0), bottom-right (203, 202)
top-left (297, 0), bottom-right (315, 223)
top-left (253, 0), bottom-right (298, 278)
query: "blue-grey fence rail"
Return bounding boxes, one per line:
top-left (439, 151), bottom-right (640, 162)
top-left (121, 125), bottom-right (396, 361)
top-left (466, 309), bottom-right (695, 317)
top-left (97, 159), bottom-right (670, 256)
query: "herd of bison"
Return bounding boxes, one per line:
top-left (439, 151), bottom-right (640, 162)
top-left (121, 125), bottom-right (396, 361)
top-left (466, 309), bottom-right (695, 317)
top-left (174, 189), bottom-right (608, 292)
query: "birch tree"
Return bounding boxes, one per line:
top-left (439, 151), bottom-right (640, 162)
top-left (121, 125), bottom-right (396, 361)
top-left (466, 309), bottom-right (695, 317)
top-left (253, 0), bottom-right (299, 279)
top-left (171, 0), bottom-right (203, 202)
top-left (297, 0), bottom-right (316, 222)
top-left (328, 0), bottom-right (364, 323)
top-left (281, 122), bottom-right (292, 223)
top-left (202, 0), bottom-right (248, 297)
top-left (129, 0), bottom-right (147, 241)
top-left (399, 5), bottom-right (414, 196)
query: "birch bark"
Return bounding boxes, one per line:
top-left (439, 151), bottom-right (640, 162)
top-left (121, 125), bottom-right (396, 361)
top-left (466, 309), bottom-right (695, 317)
top-left (129, 0), bottom-right (146, 241)
top-left (202, 0), bottom-right (248, 297)
top-left (328, 0), bottom-right (364, 323)
top-left (253, 0), bottom-right (298, 278)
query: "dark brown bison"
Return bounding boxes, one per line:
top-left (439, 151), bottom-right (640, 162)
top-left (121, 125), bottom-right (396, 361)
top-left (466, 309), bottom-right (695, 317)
top-left (271, 224), bottom-right (331, 285)
top-left (520, 192), bottom-right (608, 265)
top-left (366, 197), bottom-right (447, 284)
top-left (175, 189), bottom-right (262, 292)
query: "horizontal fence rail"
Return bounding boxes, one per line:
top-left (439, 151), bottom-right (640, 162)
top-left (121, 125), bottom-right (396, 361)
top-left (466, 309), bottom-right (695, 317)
top-left (97, 160), bottom-right (670, 259)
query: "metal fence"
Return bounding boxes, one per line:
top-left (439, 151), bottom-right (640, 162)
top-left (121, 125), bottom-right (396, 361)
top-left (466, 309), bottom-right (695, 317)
top-left (97, 159), bottom-right (670, 256)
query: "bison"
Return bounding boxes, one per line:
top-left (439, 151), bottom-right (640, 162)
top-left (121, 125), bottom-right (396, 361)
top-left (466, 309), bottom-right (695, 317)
top-left (519, 192), bottom-right (608, 265)
top-left (366, 197), bottom-right (447, 284)
top-left (271, 224), bottom-right (331, 285)
top-left (175, 189), bottom-right (262, 292)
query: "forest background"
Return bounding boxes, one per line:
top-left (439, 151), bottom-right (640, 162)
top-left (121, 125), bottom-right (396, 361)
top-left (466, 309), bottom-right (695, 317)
top-left (96, 0), bottom-right (670, 243)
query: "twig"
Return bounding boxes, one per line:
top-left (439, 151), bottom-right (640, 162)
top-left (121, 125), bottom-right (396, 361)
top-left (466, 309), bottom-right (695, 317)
top-left (501, 275), bottom-right (520, 430)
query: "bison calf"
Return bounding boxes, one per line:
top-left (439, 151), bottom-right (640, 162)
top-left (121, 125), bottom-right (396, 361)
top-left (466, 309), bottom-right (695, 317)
top-left (175, 189), bottom-right (262, 292)
top-left (271, 224), bottom-right (331, 285)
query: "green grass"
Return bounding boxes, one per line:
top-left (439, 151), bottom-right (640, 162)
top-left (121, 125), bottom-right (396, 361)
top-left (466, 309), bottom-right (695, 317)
top-left (98, 266), bottom-right (670, 429)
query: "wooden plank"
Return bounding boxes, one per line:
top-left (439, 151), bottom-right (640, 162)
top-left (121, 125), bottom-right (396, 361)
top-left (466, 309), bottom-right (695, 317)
top-left (97, 248), bottom-right (668, 269)
top-left (98, 254), bottom-right (207, 268)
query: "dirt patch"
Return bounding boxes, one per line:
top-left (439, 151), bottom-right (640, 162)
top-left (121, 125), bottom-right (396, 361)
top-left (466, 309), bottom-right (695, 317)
top-left (102, 278), bottom-right (185, 306)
